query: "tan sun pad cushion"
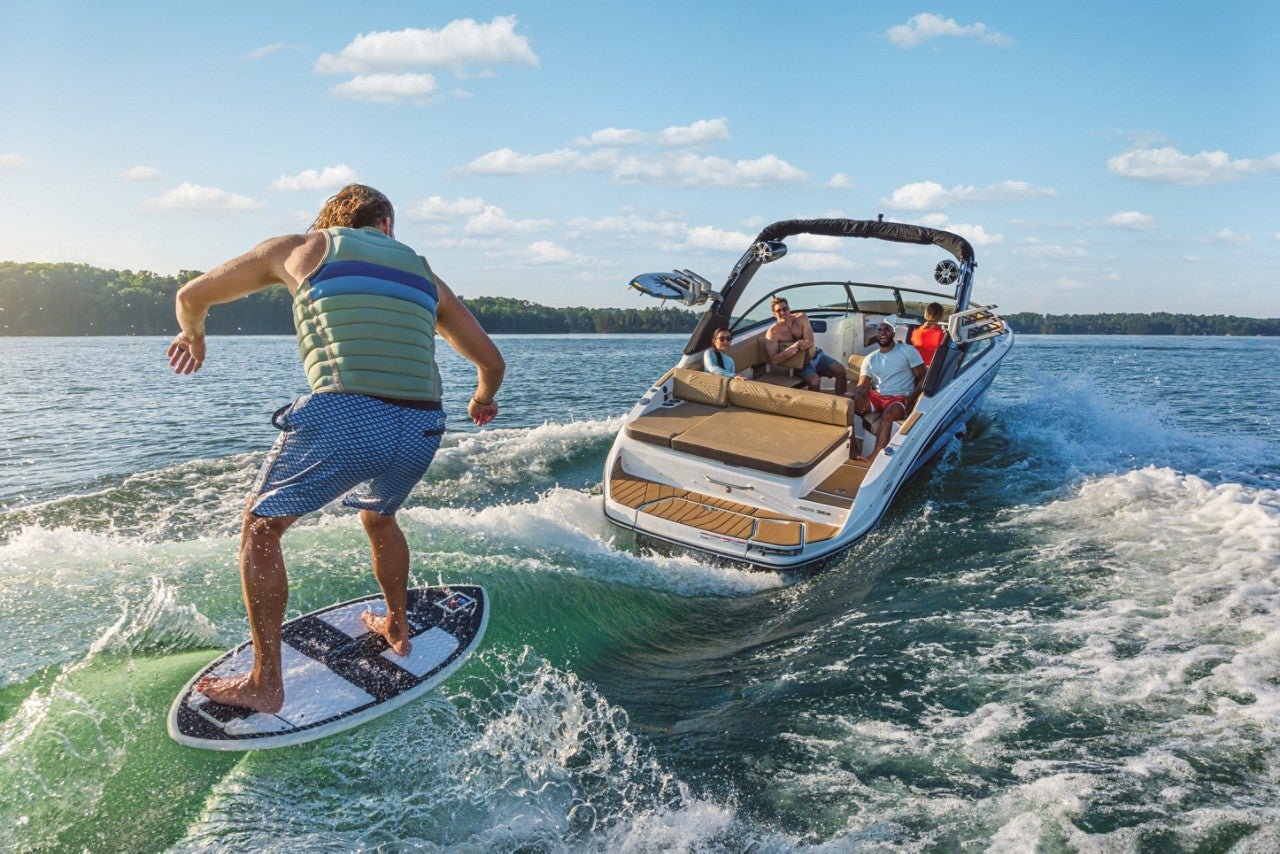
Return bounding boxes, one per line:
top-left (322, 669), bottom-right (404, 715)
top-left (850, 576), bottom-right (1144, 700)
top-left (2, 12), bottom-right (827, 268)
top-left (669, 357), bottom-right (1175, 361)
top-left (728, 378), bottom-right (854, 427)
top-left (625, 401), bottom-right (721, 447)
top-left (671, 367), bottom-right (730, 407)
top-left (671, 408), bottom-right (850, 477)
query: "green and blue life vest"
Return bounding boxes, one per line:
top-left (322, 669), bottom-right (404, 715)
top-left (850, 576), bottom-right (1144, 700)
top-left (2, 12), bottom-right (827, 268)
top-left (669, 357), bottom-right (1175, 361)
top-left (293, 227), bottom-right (442, 402)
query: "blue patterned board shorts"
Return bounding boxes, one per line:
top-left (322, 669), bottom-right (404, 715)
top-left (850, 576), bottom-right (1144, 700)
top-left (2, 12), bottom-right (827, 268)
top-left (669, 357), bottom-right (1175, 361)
top-left (799, 348), bottom-right (841, 383)
top-left (249, 392), bottom-right (446, 518)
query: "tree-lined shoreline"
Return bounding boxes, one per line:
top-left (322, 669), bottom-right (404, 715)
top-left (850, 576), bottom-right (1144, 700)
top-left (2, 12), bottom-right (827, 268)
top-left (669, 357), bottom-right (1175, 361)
top-left (1, 262), bottom-right (1276, 337)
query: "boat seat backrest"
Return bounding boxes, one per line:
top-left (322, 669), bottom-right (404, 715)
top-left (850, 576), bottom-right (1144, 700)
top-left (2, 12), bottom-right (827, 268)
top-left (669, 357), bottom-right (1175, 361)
top-left (728, 378), bottom-right (854, 427)
top-left (671, 367), bottom-right (730, 407)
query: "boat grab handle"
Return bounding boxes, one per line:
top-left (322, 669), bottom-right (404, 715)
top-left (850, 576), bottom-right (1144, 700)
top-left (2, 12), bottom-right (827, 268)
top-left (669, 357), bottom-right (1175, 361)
top-left (704, 476), bottom-right (755, 493)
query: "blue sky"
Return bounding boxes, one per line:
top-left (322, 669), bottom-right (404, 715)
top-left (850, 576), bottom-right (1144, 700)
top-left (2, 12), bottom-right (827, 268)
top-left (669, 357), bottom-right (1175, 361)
top-left (2, 2), bottom-right (1278, 315)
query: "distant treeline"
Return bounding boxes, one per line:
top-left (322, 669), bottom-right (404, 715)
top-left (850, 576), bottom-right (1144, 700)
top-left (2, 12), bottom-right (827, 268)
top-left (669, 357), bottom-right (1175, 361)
top-left (1003, 312), bottom-right (1279, 336)
top-left (0, 262), bottom-right (698, 335)
top-left (1, 262), bottom-right (1275, 337)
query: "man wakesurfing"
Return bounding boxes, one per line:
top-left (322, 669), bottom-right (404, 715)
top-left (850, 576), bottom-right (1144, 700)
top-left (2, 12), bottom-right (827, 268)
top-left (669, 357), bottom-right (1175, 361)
top-left (167, 184), bottom-right (505, 713)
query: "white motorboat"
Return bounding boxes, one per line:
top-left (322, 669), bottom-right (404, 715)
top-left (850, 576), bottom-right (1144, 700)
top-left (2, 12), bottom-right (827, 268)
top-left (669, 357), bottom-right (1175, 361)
top-left (602, 218), bottom-right (1012, 571)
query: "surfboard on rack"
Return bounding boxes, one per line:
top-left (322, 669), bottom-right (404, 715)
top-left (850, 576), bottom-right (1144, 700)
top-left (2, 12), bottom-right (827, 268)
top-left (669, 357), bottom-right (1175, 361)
top-left (168, 584), bottom-right (487, 751)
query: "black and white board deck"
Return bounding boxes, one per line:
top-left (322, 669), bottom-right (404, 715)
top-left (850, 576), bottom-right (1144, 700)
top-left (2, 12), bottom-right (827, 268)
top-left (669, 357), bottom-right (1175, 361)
top-left (168, 585), bottom-right (487, 751)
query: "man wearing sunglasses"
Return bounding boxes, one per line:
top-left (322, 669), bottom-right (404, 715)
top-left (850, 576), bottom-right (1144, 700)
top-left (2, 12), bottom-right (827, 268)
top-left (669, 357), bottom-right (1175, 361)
top-left (763, 296), bottom-right (847, 394)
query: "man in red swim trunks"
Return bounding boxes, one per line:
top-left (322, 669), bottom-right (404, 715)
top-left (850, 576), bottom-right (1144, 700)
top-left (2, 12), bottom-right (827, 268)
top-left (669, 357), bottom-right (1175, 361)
top-left (852, 322), bottom-right (926, 462)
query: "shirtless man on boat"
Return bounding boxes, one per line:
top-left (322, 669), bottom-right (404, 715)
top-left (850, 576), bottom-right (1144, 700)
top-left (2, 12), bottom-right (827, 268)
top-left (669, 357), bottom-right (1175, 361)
top-left (763, 296), bottom-right (847, 394)
top-left (853, 321), bottom-right (926, 463)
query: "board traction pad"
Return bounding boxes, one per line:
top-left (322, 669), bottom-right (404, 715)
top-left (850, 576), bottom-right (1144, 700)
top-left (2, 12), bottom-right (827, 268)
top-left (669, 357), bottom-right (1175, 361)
top-left (171, 585), bottom-right (484, 748)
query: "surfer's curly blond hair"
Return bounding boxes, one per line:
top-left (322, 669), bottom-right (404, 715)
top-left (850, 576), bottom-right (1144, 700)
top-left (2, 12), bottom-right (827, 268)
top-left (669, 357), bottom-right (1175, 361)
top-left (311, 184), bottom-right (395, 231)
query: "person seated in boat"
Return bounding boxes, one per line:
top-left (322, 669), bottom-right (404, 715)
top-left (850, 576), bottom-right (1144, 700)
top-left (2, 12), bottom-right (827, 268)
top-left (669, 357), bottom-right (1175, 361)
top-left (703, 325), bottom-right (740, 377)
top-left (909, 302), bottom-right (947, 366)
top-left (764, 296), bottom-right (847, 394)
top-left (852, 322), bottom-right (926, 462)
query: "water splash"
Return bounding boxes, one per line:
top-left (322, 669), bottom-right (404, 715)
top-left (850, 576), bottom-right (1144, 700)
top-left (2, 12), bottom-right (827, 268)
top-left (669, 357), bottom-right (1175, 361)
top-left (755, 465), bottom-right (1280, 848)
top-left (174, 647), bottom-right (796, 852)
top-left (0, 577), bottom-right (223, 851)
top-left (400, 487), bottom-right (785, 597)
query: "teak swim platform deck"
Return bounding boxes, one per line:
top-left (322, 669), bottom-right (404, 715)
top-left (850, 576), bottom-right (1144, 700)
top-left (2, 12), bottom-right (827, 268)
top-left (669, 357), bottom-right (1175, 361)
top-left (609, 465), bottom-right (843, 547)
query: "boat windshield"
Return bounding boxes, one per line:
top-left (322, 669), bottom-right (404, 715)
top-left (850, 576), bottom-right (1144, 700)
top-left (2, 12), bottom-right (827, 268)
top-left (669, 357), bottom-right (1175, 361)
top-left (729, 281), bottom-right (955, 334)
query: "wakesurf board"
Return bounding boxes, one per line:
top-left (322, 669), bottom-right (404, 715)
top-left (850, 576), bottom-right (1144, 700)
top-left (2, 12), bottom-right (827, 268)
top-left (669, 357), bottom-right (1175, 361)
top-left (168, 584), bottom-right (487, 751)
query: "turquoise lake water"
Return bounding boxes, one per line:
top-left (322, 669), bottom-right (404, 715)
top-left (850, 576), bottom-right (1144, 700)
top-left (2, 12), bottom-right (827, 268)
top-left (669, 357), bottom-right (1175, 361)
top-left (1, 334), bottom-right (1277, 851)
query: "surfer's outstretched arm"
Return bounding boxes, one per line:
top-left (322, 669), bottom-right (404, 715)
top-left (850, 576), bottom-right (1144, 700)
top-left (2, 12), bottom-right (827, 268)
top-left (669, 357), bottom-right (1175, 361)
top-left (168, 234), bottom-right (318, 375)
top-left (434, 277), bottom-right (505, 426)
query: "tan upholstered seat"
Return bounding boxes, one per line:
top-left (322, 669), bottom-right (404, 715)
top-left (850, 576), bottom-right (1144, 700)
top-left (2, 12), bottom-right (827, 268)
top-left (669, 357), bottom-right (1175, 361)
top-left (728, 378), bottom-right (854, 427)
top-left (671, 367), bottom-right (730, 407)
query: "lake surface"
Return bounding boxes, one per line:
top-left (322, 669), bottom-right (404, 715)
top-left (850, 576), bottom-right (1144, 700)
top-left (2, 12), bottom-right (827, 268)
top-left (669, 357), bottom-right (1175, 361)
top-left (1, 334), bottom-right (1278, 851)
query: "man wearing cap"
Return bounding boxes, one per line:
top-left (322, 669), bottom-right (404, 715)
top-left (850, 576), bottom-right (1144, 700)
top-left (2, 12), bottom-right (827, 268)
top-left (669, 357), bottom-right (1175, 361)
top-left (852, 321), bottom-right (925, 462)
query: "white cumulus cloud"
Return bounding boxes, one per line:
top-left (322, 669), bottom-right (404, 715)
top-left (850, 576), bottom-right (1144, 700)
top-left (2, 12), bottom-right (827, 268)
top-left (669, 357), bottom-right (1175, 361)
top-left (466, 132), bottom-right (806, 188)
top-left (577, 118), bottom-right (729, 149)
top-left (144, 182), bottom-right (263, 214)
top-left (464, 205), bottom-right (554, 236)
top-left (918, 215), bottom-right (1002, 246)
top-left (407, 195), bottom-right (487, 221)
top-left (121, 165), bottom-right (161, 181)
top-left (316, 15), bottom-right (538, 75)
top-left (657, 118), bottom-right (730, 146)
top-left (684, 225), bottom-right (753, 252)
top-left (885, 179), bottom-right (1055, 210)
top-left (584, 127), bottom-right (651, 147)
top-left (525, 240), bottom-right (593, 266)
top-left (1011, 238), bottom-right (1088, 259)
top-left (947, 222), bottom-right (1002, 246)
top-left (887, 13), bottom-right (1011, 49)
top-left (565, 209), bottom-right (687, 241)
top-left (613, 152), bottom-right (808, 188)
top-left (462, 147), bottom-right (617, 175)
top-left (1, 153), bottom-right (29, 168)
top-left (1106, 211), bottom-right (1156, 230)
top-left (825, 173), bottom-right (853, 189)
top-left (271, 164), bottom-right (359, 191)
top-left (331, 72), bottom-right (437, 103)
top-left (1106, 146), bottom-right (1280, 185)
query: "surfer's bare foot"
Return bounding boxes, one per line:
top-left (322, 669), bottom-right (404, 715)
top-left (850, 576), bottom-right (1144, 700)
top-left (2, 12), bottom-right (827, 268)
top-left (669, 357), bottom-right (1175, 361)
top-left (363, 610), bottom-right (413, 655)
top-left (195, 674), bottom-right (284, 714)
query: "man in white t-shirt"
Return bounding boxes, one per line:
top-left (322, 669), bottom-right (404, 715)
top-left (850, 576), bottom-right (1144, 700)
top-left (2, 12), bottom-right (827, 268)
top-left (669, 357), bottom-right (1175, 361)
top-left (852, 322), bottom-right (926, 462)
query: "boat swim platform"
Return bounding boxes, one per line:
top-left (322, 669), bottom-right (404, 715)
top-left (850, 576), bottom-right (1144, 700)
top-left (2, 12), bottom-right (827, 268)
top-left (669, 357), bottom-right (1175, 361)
top-left (608, 463), bottom-right (871, 548)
